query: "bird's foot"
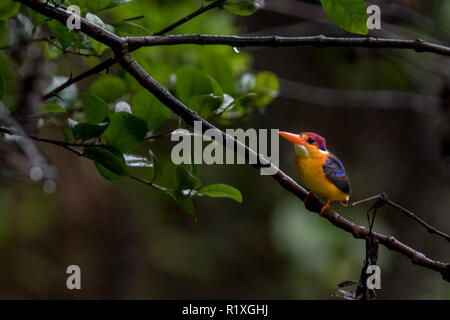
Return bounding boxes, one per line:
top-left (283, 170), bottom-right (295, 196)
top-left (319, 200), bottom-right (331, 216)
top-left (303, 191), bottom-right (315, 211)
top-left (303, 191), bottom-right (314, 204)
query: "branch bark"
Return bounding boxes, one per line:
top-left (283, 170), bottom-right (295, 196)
top-left (125, 34), bottom-right (450, 56)
top-left (17, 0), bottom-right (450, 282)
top-left (42, 57), bottom-right (117, 100)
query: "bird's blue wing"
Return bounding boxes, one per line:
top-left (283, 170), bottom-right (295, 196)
top-left (323, 153), bottom-right (351, 195)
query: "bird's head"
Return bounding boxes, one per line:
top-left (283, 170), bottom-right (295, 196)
top-left (279, 131), bottom-right (328, 158)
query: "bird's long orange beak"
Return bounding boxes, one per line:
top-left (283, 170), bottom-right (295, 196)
top-left (279, 131), bottom-right (306, 145)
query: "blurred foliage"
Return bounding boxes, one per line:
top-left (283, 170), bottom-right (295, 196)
top-left (0, 0), bottom-right (277, 216)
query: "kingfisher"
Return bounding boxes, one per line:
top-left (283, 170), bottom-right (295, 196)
top-left (279, 131), bottom-right (351, 216)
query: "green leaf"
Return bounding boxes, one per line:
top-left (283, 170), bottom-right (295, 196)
top-left (85, 0), bottom-right (111, 12)
top-left (88, 75), bottom-right (127, 102)
top-left (200, 52), bottom-right (235, 94)
top-left (100, 112), bottom-right (147, 153)
top-left (112, 21), bottom-right (150, 37)
top-left (41, 104), bottom-right (67, 113)
top-left (225, 0), bottom-right (264, 16)
top-left (252, 71), bottom-right (279, 107)
top-left (95, 162), bottom-right (122, 180)
top-left (187, 94), bottom-right (223, 117)
top-left (82, 93), bottom-right (110, 123)
top-left (90, 37), bottom-right (109, 54)
top-left (320, 0), bottom-right (369, 35)
top-left (62, 127), bottom-right (73, 143)
top-left (72, 122), bottom-right (108, 141)
top-left (85, 13), bottom-right (110, 53)
top-left (73, 33), bottom-right (95, 51)
top-left (231, 92), bottom-right (257, 111)
top-left (169, 190), bottom-right (197, 218)
top-left (199, 184), bottom-right (243, 203)
top-left (0, 1), bottom-right (20, 21)
top-left (176, 166), bottom-right (201, 191)
top-left (175, 66), bottom-right (223, 105)
top-left (124, 154), bottom-right (153, 167)
top-left (48, 20), bottom-right (75, 50)
top-left (148, 150), bottom-right (162, 182)
top-left (85, 12), bottom-right (106, 28)
top-left (105, 0), bottom-right (133, 9)
top-left (131, 90), bottom-right (171, 130)
top-left (84, 145), bottom-right (127, 180)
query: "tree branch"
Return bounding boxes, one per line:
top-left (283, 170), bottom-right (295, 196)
top-left (17, 0), bottom-right (450, 282)
top-left (352, 194), bottom-right (450, 243)
top-left (153, 0), bottom-right (224, 36)
top-left (41, 11), bottom-right (450, 99)
top-left (0, 126), bottom-right (87, 156)
top-left (117, 51), bottom-right (450, 282)
top-left (125, 34), bottom-right (450, 56)
top-left (42, 57), bottom-right (116, 100)
top-left (41, 0), bottom-right (223, 100)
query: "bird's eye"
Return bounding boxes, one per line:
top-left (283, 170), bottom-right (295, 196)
top-left (306, 137), bottom-right (315, 144)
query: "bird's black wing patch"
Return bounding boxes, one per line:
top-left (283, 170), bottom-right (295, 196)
top-left (323, 153), bottom-right (351, 195)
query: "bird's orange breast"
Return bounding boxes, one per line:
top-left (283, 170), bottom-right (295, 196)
top-left (294, 155), bottom-right (349, 202)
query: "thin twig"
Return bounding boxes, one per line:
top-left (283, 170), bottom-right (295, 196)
top-left (127, 174), bottom-right (168, 192)
top-left (146, 124), bottom-right (191, 140)
top-left (146, 128), bottom-right (178, 140)
top-left (123, 15), bottom-right (145, 22)
top-left (0, 126), bottom-right (102, 157)
top-left (152, 0), bottom-right (224, 36)
top-left (352, 193), bottom-right (450, 243)
top-left (1, 126), bottom-right (170, 191)
top-left (46, 38), bottom-right (100, 57)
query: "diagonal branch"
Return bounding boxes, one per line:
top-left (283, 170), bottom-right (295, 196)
top-left (17, 0), bottom-right (450, 282)
top-left (42, 57), bottom-right (116, 100)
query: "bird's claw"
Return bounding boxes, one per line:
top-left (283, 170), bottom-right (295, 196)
top-left (303, 191), bottom-right (316, 212)
top-left (319, 200), bottom-right (331, 216)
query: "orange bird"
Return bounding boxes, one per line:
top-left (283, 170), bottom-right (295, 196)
top-left (279, 131), bottom-right (351, 215)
